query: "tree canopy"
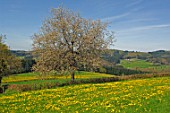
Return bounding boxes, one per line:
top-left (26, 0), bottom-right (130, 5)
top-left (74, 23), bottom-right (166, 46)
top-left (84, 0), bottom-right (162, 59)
top-left (0, 35), bottom-right (9, 77)
top-left (0, 35), bottom-right (22, 85)
top-left (32, 7), bottom-right (114, 81)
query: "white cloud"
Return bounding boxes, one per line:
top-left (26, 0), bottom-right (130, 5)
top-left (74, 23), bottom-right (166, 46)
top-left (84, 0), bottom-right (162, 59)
top-left (118, 24), bottom-right (170, 33)
top-left (101, 12), bottom-right (130, 22)
top-left (126, 0), bottom-right (144, 7)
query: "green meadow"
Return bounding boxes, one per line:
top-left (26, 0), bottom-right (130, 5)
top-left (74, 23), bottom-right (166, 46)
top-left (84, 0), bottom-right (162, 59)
top-left (1, 60), bottom-right (170, 113)
top-left (2, 71), bottom-right (113, 85)
top-left (121, 59), bottom-right (153, 69)
top-left (121, 59), bottom-right (170, 70)
top-left (0, 77), bottom-right (170, 113)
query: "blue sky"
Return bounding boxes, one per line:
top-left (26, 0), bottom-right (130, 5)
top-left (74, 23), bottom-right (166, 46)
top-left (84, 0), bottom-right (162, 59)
top-left (0, 0), bottom-right (170, 52)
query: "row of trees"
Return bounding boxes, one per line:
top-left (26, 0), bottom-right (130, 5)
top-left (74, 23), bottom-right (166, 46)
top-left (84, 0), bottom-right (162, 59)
top-left (1, 7), bottom-right (114, 82)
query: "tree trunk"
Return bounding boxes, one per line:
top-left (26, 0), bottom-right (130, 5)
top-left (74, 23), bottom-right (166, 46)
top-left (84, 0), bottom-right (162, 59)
top-left (0, 76), bottom-right (2, 86)
top-left (71, 71), bottom-right (75, 82)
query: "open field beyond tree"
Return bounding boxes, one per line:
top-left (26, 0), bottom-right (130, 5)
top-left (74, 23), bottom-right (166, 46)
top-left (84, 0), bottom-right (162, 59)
top-left (2, 72), bottom-right (113, 85)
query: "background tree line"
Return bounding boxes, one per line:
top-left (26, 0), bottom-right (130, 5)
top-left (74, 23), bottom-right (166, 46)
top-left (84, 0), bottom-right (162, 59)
top-left (9, 48), bottom-right (170, 77)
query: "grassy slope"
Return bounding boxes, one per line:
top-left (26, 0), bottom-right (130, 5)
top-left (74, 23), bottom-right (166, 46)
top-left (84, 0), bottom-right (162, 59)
top-left (121, 59), bottom-right (153, 68)
top-left (0, 77), bottom-right (170, 113)
top-left (121, 59), bottom-right (170, 70)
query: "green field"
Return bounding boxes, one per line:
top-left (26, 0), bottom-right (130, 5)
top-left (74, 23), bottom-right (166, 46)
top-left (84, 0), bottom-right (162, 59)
top-left (121, 59), bottom-right (170, 70)
top-left (121, 59), bottom-right (154, 69)
top-left (1, 63), bottom-right (170, 113)
top-left (2, 71), bottom-right (113, 85)
top-left (0, 77), bottom-right (170, 113)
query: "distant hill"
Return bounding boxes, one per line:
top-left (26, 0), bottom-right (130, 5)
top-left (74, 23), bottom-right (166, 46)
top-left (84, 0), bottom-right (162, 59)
top-left (149, 50), bottom-right (170, 58)
top-left (102, 49), bottom-right (170, 65)
top-left (11, 50), bottom-right (32, 58)
top-left (10, 49), bottom-right (170, 75)
top-left (147, 50), bottom-right (170, 65)
top-left (11, 49), bottom-right (170, 65)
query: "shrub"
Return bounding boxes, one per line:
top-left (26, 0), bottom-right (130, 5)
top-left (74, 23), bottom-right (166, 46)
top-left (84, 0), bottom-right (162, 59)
top-left (0, 87), bottom-right (3, 93)
top-left (4, 73), bottom-right (170, 93)
top-left (96, 66), bottom-right (147, 75)
top-left (98, 67), bottom-right (107, 73)
top-left (6, 84), bottom-right (21, 93)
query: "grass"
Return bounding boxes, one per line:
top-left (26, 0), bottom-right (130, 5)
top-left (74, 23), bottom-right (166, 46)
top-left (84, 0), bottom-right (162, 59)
top-left (2, 71), bottom-right (113, 85)
top-left (121, 59), bottom-right (154, 69)
top-left (121, 59), bottom-right (170, 71)
top-left (0, 77), bottom-right (169, 113)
